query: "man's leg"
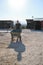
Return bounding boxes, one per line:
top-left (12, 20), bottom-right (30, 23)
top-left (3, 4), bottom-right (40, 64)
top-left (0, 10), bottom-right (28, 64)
top-left (17, 35), bottom-right (18, 42)
top-left (19, 33), bottom-right (21, 41)
top-left (20, 35), bottom-right (21, 41)
top-left (11, 32), bottom-right (13, 41)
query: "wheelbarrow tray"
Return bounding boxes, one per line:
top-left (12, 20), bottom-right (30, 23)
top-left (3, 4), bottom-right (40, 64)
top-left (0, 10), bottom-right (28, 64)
top-left (11, 29), bottom-right (21, 36)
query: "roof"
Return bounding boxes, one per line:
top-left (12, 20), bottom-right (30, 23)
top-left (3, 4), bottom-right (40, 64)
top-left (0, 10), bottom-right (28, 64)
top-left (0, 20), bottom-right (13, 22)
top-left (33, 18), bottom-right (43, 21)
top-left (26, 18), bottom-right (43, 22)
top-left (26, 19), bottom-right (33, 21)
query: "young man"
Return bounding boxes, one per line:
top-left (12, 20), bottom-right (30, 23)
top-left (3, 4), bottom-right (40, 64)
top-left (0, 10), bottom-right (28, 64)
top-left (15, 20), bottom-right (22, 41)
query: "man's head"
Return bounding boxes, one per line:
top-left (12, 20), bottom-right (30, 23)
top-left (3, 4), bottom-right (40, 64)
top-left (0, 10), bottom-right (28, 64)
top-left (17, 20), bottom-right (19, 23)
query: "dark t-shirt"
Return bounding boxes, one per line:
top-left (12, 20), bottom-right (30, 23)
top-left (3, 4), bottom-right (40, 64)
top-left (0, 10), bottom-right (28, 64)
top-left (15, 23), bottom-right (21, 29)
top-left (11, 23), bottom-right (22, 32)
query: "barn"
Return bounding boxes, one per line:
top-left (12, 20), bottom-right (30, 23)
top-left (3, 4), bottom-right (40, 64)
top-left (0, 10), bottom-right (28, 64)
top-left (0, 20), bottom-right (13, 29)
top-left (26, 18), bottom-right (43, 30)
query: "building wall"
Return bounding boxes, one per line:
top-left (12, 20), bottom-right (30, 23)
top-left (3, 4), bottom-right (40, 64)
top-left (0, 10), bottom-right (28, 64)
top-left (41, 21), bottom-right (43, 30)
top-left (26, 19), bottom-right (43, 30)
top-left (0, 20), bottom-right (13, 29)
top-left (26, 19), bottom-right (34, 29)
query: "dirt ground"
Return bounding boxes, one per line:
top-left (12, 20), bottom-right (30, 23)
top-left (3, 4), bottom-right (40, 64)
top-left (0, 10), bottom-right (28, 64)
top-left (0, 29), bottom-right (43, 65)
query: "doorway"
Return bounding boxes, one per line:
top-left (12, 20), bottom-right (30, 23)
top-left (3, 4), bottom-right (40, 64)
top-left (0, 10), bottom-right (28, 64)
top-left (35, 21), bottom-right (41, 30)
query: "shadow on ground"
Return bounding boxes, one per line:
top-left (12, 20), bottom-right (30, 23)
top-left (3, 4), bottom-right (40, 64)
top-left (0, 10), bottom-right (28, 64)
top-left (8, 40), bottom-right (25, 61)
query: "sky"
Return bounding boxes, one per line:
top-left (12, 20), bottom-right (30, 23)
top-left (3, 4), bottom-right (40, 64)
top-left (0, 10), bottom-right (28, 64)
top-left (0, 0), bottom-right (43, 24)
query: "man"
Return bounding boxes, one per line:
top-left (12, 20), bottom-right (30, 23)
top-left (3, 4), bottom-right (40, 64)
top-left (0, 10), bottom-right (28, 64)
top-left (15, 20), bottom-right (22, 41)
top-left (11, 20), bottom-right (22, 41)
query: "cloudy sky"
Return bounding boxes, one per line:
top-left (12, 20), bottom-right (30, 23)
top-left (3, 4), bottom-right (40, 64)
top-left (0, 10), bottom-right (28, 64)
top-left (0, 0), bottom-right (43, 24)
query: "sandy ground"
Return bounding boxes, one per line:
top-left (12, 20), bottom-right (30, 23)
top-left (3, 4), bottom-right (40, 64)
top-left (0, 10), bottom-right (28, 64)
top-left (0, 29), bottom-right (43, 65)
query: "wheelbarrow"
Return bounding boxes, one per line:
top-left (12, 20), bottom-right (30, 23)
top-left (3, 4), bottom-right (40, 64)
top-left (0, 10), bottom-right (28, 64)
top-left (10, 29), bottom-right (22, 41)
